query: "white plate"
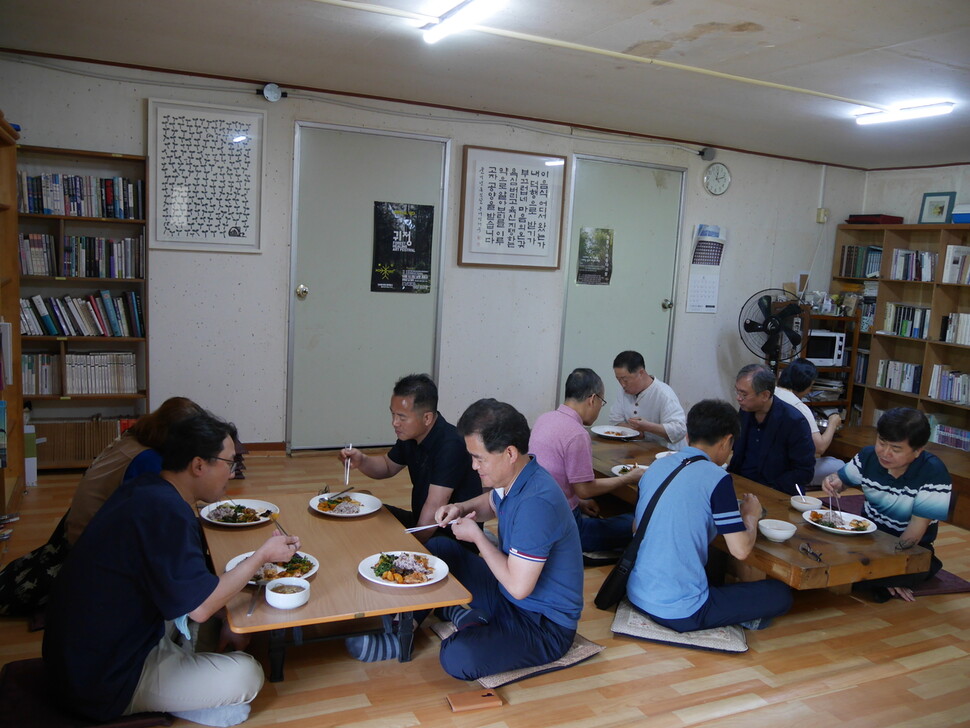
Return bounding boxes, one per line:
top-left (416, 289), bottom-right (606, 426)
top-left (802, 509), bottom-right (876, 535)
top-left (309, 492), bottom-right (382, 517)
top-left (200, 499), bottom-right (279, 526)
top-left (226, 551), bottom-right (319, 584)
top-left (653, 450), bottom-right (675, 459)
top-left (591, 425), bottom-right (639, 440)
top-left (358, 551), bottom-right (448, 588)
top-left (611, 464), bottom-right (644, 476)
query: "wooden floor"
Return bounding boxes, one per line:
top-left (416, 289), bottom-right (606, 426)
top-left (3, 451), bottom-right (970, 728)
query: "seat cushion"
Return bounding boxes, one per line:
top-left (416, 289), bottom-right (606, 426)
top-left (610, 599), bottom-right (748, 653)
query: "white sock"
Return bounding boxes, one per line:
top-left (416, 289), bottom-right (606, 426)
top-left (170, 703), bottom-right (251, 727)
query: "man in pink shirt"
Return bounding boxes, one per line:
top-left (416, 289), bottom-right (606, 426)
top-left (530, 368), bottom-right (643, 553)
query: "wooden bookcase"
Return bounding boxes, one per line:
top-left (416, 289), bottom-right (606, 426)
top-left (16, 145), bottom-right (149, 469)
top-left (830, 223), bottom-right (970, 449)
top-left (0, 110), bottom-right (22, 509)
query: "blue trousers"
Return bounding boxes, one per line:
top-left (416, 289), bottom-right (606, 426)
top-left (575, 508), bottom-right (633, 552)
top-left (426, 537), bottom-right (575, 680)
top-left (639, 579), bottom-right (792, 633)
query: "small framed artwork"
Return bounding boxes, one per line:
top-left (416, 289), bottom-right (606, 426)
top-left (458, 146), bottom-right (566, 269)
top-left (918, 191), bottom-right (956, 224)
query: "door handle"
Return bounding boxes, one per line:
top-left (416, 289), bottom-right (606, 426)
top-left (296, 284), bottom-right (309, 300)
top-left (661, 298), bottom-right (673, 310)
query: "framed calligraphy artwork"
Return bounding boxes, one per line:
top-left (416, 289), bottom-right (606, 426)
top-left (458, 146), bottom-right (566, 269)
top-left (148, 99), bottom-right (265, 253)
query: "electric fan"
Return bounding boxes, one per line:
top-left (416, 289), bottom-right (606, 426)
top-left (738, 289), bottom-right (805, 368)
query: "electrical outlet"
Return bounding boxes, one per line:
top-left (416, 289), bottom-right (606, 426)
top-left (816, 207), bottom-right (829, 224)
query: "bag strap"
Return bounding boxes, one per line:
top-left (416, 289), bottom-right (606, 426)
top-left (625, 454), bottom-right (705, 559)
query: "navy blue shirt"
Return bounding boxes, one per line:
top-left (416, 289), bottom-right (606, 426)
top-left (43, 473), bottom-right (218, 721)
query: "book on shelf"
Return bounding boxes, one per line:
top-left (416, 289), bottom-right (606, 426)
top-left (838, 244), bottom-right (883, 278)
top-left (890, 249), bottom-right (937, 282)
top-left (18, 169), bottom-right (144, 220)
top-left (940, 312), bottom-right (970, 345)
top-left (941, 245), bottom-right (970, 284)
top-left (98, 290), bottom-right (124, 337)
top-left (64, 351), bottom-right (137, 395)
top-left (875, 358), bottom-right (922, 394)
top-left (21, 353), bottom-right (61, 395)
top-left (881, 302), bottom-right (931, 339)
top-left (29, 295), bottom-right (59, 336)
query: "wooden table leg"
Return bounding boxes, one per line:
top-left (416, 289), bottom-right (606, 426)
top-left (268, 628), bottom-right (287, 682)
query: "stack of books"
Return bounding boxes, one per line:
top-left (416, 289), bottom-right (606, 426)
top-left (927, 364), bottom-right (970, 405)
top-left (64, 352), bottom-right (137, 394)
top-left (880, 302), bottom-right (932, 339)
top-left (17, 171), bottom-right (144, 220)
top-left (21, 353), bottom-right (61, 395)
top-left (838, 245), bottom-right (883, 278)
top-left (19, 292), bottom-right (145, 338)
top-left (875, 359), bottom-right (922, 393)
top-left (889, 249), bottom-right (937, 282)
top-left (931, 423), bottom-right (970, 452)
top-left (939, 312), bottom-right (970, 345)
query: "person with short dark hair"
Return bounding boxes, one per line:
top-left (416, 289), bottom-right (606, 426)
top-left (729, 363), bottom-right (815, 495)
top-left (347, 399), bottom-right (584, 678)
top-left (609, 350), bottom-right (687, 449)
top-left (823, 407), bottom-right (952, 602)
top-left (627, 400), bottom-right (792, 632)
top-left (339, 373), bottom-right (482, 541)
top-left (43, 412), bottom-right (300, 726)
top-left (530, 368), bottom-right (642, 552)
top-left (776, 359), bottom-right (845, 484)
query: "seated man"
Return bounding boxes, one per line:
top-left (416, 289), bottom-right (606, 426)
top-left (775, 359), bottom-right (845, 485)
top-left (729, 363), bottom-right (815, 495)
top-left (823, 407), bottom-right (951, 603)
top-left (347, 399), bottom-right (584, 680)
top-left (530, 367), bottom-right (643, 552)
top-left (609, 350), bottom-right (687, 449)
top-left (628, 399), bottom-right (792, 632)
top-left (43, 412), bottom-right (300, 727)
top-left (340, 373), bottom-right (482, 541)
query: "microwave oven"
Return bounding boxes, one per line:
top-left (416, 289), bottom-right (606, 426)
top-left (804, 330), bottom-right (846, 367)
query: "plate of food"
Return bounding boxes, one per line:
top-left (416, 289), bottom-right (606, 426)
top-left (309, 492), bottom-right (382, 517)
top-left (200, 499), bottom-right (279, 526)
top-left (226, 551), bottom-right (319, 584)
top-left (802, 509), bottom-right (876, 535)
top-left (611, 463), bottom-right (645, 476)
top-left (358, 551), bottom-right (448, 588)
top-left (591, 425), bottom-right (638, 440)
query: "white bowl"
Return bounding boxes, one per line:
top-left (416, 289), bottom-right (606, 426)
top-left (758, 519), bottom-right (797, 543)
top-left (264, 577), bottom-right (310, 609)
top-left (790, 495), bottom-right (823, 513)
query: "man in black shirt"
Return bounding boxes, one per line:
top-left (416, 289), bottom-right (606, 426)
top-left (340, 373), bottom-right (482, 542)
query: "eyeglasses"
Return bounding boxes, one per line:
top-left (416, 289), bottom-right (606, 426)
top-left (594, 394), bottom-right (607, 406)
top-left (734, 389), bottom-right (754, 400)
top-left (212, 456), bottom-right (239, 474)
top-left (799, 542), bottom-right (824, 563)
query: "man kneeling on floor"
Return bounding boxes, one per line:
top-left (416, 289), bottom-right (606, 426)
top-left (347, 398), bottom-right (584, 679)
top-left (627, 399), bottom-right (792, 632)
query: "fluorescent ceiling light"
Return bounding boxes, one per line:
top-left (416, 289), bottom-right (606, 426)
top-left (423, 0), bottom-right (506, 44)
top-left (545, 159), bottom-right (564, 166)
top-left (855, 102), bottom-right (955, 125)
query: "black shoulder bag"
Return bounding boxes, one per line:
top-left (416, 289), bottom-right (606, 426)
top-left (594, 455), bottom-right (704, 610)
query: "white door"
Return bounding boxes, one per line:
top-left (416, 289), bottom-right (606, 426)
top-left (287, 125), bottom-right (447, 450)
top-left (560, 157), bottom-right (684, 423)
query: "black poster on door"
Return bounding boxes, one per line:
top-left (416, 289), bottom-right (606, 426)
top-left (371, 201), bottom-right (434, 293)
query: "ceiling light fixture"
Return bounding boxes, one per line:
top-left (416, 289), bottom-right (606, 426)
top-left (855, 101), bottom-right (955, 125)
top-left (423, 0), bottom-right (506, 45)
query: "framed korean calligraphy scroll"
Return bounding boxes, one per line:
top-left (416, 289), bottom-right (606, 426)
top-left (148, 99), bottom-right (265, 253)
top-left (458, 146), bottom-right (566, 269)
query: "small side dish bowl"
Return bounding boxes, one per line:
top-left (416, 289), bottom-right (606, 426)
top-left (265, 577), bottom-right (310, 609)
top-left (790, 495), bottom-right (823, 513)
top-left (758, 519), bottom-right (797, 543)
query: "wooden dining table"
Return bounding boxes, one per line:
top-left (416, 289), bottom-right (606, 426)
top-left (201, 492), bottom-right (471, 681)
top-left (590, 435), bottom-right (931, 590)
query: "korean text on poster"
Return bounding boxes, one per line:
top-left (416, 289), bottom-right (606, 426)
top-left (470, 161), bottom-right (552, 255)
top-left (576, 227), bottom-right (614, 285)
top-left (371, 202), bottom-right (434, 293)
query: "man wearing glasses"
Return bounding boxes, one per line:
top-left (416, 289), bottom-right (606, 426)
top-left (729, 363), bottom-right (815, 495)
top-left (609, 350), bottom-right (687, 450)
top-left (530, 368), bottom-right (644, 553)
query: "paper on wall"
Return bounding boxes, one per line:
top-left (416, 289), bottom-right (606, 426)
top-left (686, 224), bottom-right (726, 313)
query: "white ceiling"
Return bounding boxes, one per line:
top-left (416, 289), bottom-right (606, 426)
top-left (2, 0), bottom-right (969, 169)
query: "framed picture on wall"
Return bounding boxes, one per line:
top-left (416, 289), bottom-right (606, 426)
top-left (918, 191), bottom-right (956, 224)
top-left (148, 99), bottom-right (265, 253)
top-left (458, 146), bottom-right (566, 268)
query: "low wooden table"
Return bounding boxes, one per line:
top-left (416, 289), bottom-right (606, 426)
top-left (590, 435), bottom-right (931, 590)
top-left (202, 492), bottom-right (471, 680)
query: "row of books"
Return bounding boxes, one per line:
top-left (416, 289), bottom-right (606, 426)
top-left (931, 424), bottom-right (970, 452)
top-left (838, 244), bottom-right (882, 278)
top-left (927, 364), bottom-right (970, 405)
top-left (941, 245), bottom-right (970, 284)
top-left (64, 352), bottom-right (139, 395)
top-left (874, 358), bottom-right (922, 394)
top-left (889, 248), bottom-right (937, 282)
top-left (20, 291), bottom-right (145, 339)
top-left (18, 171), bottom-right (144, 219)
top-left (19, 233), bottom-right (145, 279)
top-left (21, 353), bottom-right (60, 396)
top-left (33, 418), bottom-right (139, 467)
top-left (880, 302), bottom-right (931, 339)
top-left (939, 312), bottom-right (970, 345)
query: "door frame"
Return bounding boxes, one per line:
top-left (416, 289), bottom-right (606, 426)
top-left (556, 153), bottom-right (687, 400)
top-left (285, 121), bottom-right (453, 452)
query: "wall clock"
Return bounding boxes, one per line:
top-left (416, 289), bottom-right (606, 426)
top-left (703, 162), bottom-right (731, 196)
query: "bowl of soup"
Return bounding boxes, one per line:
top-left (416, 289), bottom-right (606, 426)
top-left (265, 577), bottom-right (310, 609)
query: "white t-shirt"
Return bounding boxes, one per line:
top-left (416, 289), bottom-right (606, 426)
top-left (608, 377), bottom-right (687, 449)
top-left (774, 387), bottom-right (820, 434)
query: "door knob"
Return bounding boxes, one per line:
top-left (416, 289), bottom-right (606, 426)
top-left (295, 284), bottom-right (309, 300)
top-left (661, 298), bottom-right (673, 310)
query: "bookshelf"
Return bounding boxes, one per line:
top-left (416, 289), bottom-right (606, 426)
top-left (831, 223), bottom-right (970, 450)
top-left (0, 110), bottom-right (22, 509)
top-left (16, 145), bottom-right (149, 469)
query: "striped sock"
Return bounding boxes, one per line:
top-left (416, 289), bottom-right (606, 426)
top-left (345, 633), bottom-right (401, 662)
top-left (437, 605), bottom-right (488, 630)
